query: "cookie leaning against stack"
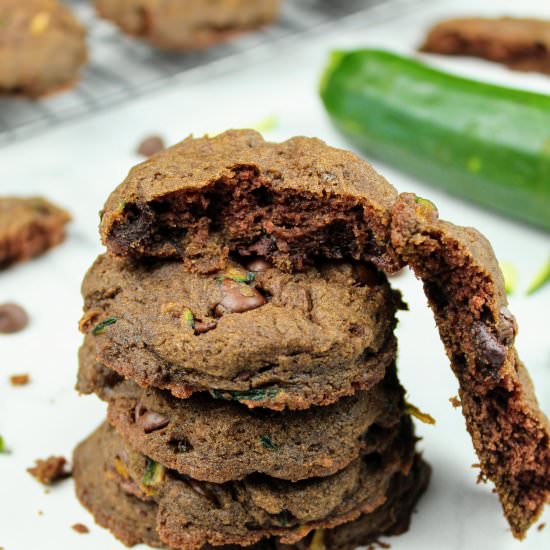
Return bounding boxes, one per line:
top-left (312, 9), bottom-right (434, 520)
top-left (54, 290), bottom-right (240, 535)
top-left (74, 131), bottom-right (432, 548)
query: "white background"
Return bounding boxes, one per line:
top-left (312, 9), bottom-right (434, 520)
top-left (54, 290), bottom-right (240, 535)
top-left (0, 0), bottom-right (549, 548)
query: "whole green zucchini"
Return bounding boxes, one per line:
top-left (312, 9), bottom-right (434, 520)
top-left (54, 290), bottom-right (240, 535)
top-left (320, 49), bottom-right (550, 231)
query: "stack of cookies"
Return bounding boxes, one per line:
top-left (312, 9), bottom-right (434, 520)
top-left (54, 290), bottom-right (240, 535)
top-left (73, 130), bottom-right (431, 549)
top-left (75, 129), bottom-right (549, 545)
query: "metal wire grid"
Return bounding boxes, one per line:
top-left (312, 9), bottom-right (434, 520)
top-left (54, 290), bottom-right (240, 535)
top-left (0, 0), bottom-right (419, 145)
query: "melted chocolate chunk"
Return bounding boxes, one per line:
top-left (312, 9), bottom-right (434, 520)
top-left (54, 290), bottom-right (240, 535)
top-left (473, 323), bottom-right (507, 369)
top-left (215, 279), bottom-right (266, 315)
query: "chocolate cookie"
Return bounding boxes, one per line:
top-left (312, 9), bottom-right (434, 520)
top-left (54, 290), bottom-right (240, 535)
top-left (78, 338), bottom-right (405, 483)
top-left (0, 0), bottom-right (87, 97)
top-left (391, 193), bottom-right (550, 538)
top-left (0, 196), bottom-right (71, 268)
top-left (80, 254), bottom-right (399, 410)
top-left (73, 426), bottom-right (429, 550)
top-left (94, 0), bottom-right (280, 51)
top-left (74, 419), bottom-right (417, 548)
top-left (99, 130), bottom-right (402, 274)
top-left (420, 17), bottom-right (550, 75)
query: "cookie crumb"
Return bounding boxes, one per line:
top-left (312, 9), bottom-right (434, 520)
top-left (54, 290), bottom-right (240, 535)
top-left (10, 373), bottom-right (30, 386)
top-left (449, 396), bottom-right (461, 408)
top-left (71, 523), bottom-right (89, 534)
top-left (27, 456), bottom-right (71, 485)
top-left (537, 522), bottom-right (546, 531)
top-left (38, 510), bottom-right (44, 516)
top-left (137, 135), bottom-right (165, 157)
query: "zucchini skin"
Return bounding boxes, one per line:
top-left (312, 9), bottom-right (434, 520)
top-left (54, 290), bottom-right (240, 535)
top-left (320, 49), bottom-right (550, 231)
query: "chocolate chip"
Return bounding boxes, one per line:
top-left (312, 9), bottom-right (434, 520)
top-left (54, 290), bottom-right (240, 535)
top-left (473, 323), bottom-right (507, 369)
top-left (137, 135), bottom-right (165, 157)
top-left (194, 320), bottom-right (217, 334)
top-left (498, 306), bottom-right (517, 345)
top-left (245, 257), bottom-right (272, 273)
top-left (0, 303), bottom-right (29, 334)
top-left (353, 264), bottom-right (381, 286)
top-left (135, 405), bottom-right (169, 433)
top-left (215, 279), bottom-right (266, 315)
top-left (186, 479), bottom-right (219, 505)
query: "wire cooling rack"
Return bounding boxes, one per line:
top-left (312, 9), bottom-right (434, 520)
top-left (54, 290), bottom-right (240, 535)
top-left (0, 0), bottom-right (421, 145)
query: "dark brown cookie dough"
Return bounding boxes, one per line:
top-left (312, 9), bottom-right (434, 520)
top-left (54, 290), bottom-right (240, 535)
top-left (78, 339), bottom-right (405, 483)
top-left (94, 0), bottom-right (280, 51)
top-left (391, 193), bottom-right (550, 539)
top-left (73, 424), bottom-right (429, 550)
top-left (420, 17), bottom-right (550, 75)
top-left (74, 419), bottom-right (418, 549)
top-left (99, 130), bottom-right (402, 274)
top-left (0, 0), bottom-right (87, 97)
top-left (80, 254), bottom-right (399, 410)
top-left (0, 196), bottom-right (70, 268)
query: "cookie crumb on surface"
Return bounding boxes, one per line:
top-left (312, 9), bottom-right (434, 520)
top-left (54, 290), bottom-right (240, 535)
top-left (27, 456), bottom-right (71, 485)
top-left (10, 373), bottom-right (30, 386)
top-left (72, 523), bottom-right (89, 534)
top-left (538, 522), bottom-right (546, 531)
top-left (136, 135), bottom-right (165, 157)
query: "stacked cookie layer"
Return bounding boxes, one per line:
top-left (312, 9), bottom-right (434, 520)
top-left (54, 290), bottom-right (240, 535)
top-left (74, 245), bottom-right (430, 547)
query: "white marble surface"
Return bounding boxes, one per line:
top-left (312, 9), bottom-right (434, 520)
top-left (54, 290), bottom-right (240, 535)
top-left (0, 0), bottom-right (549, 548)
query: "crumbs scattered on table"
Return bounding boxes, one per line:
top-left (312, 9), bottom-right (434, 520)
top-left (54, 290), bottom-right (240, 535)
top-left (0, 303), bottom-right (29, 334)
top-left (137, 135), bottom-right (165, 157)
top-left (10, 373), bottom-right (30, 386)
top-left (71, 523), bottom-right (90, 534)
top-left (538, 522), bottom-right (546, 532)
top-left (27, 456), bottom-right (71, 485)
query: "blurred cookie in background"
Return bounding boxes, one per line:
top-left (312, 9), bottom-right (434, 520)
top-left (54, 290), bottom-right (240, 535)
top-left (94, 0), bottom-right (281, 51)
top-left (0, 0), bottom-right (87, 97)
top-left (0, 196), bottom-right (71, 268)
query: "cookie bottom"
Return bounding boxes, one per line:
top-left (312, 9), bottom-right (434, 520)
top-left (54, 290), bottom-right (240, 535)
top-left (73, 431), bottom-right (430, 549)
